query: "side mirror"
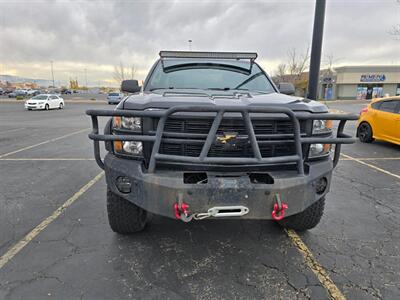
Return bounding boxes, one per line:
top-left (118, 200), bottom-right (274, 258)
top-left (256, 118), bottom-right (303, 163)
top-left (277, 82), bottom-right (295, 95)
top-left (121, 80), bottom-right (140, 93)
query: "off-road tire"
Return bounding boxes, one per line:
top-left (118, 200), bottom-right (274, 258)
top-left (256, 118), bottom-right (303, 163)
top-left (107, 189), bottom-right (147, 234)
top-left (279, 197), bottom-right (325, 231)
top-left (357, 122), bottom-right (374, 143)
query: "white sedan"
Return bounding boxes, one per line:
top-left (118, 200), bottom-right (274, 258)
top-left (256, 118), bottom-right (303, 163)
top-left (24, 94), bottom-right (64, 110)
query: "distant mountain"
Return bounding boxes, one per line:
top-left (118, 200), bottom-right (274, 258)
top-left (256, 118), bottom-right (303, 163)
top-left (0, 74), bottom-right (65, 87)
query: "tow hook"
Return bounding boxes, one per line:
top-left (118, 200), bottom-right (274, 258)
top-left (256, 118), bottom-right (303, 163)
top-left (271, 194), bottom-right (288, 221)
top-left (173, 193), bottom-right (193, 222)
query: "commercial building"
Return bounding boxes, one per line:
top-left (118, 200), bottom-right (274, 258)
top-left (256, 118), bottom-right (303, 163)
top-left (319, 65), bottom-right (400, 100)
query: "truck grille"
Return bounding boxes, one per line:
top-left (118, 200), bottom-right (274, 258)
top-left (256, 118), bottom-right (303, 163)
top-left (150, 117), bottom-right (305, 158)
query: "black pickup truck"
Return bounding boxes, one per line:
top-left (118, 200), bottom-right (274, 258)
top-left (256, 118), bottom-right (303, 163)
top-left (87, 51), bottom-right (357, 234)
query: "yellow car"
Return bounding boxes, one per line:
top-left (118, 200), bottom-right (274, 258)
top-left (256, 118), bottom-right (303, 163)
top-left (357, 96), bottom-right (400, 145)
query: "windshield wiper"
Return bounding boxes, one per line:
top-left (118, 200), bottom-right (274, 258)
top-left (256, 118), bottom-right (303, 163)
top-left (206, 87), bottom-right (231, 91)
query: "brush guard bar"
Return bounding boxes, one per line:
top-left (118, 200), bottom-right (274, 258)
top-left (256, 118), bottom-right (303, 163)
top-left (87, 105), bottom-right (358, 173)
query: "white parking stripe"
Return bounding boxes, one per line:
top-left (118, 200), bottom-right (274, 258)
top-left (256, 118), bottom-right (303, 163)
top-left (0, 128), bottom-right (89, 159)
top-left (0, 128), bottom-right (26, 134)
top-left (0, 171), bottom-right (104, 270)
top-left (341, 153), bottom-right (400, 180)
top-left (0, 158), bottom-right (95, 161)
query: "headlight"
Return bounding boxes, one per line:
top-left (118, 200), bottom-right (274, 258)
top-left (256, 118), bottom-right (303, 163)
top-left (113, 116), bottom-right (141, 130)
top-left (313, 120), bottom-right (333, 134)
top-left (113, 141), bottom-right (143, 156)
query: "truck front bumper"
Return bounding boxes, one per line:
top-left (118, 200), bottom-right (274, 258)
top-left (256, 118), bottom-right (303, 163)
top-left (105, 154), bottom-right (333, 220)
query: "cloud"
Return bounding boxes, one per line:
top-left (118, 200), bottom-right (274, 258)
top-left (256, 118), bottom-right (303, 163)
top-left (0, 0), bottom-right (399, 85)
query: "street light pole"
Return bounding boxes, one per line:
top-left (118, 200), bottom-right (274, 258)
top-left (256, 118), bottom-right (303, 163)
top-left (307, 0), bottom-right (326, 100)
top-left (50, 60), bottom-right (55, 88)
top-left (84, 68), bottom-right (88, 89)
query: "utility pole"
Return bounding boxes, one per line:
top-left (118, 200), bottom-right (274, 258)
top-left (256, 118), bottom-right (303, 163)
top-left (50, 60), bottom-right (55, 87)
top-left (84, 68), bottom-right (88, 90)
top-left (188, 39), bottom-right (192, 51)
top-left (307, 0), bottom-right (326, 100)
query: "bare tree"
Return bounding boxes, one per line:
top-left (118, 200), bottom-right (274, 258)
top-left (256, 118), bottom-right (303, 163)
top-left (287, 46), bottom-right (310, 79)
top-left (275, 63), bottom-right (287, 81)
top-left (113, 62), bottom-right (136, 85)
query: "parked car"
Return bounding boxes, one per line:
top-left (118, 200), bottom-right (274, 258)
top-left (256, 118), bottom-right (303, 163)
top-left (0, 88), bottom-right (4, 95)
top-left (24, 94), bottom-right (64, 110)
top-left (107, 92), bottom-right (124, 104)
top-left (357, 96), bottom-right (400, 145)
top-left (86, 51), bottom-right (358, 234)
top-left (61, 89), bottom-right (72, 94)
top-left (8, 90), bottom-right (27, 98)
top-left (26, 89), bottom-right (40, 96)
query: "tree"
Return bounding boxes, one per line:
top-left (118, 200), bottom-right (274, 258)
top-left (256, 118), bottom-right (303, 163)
top-left (113, 62), bottom-right (136, 85)
top-left (274, 46), bottom-right (310, 96)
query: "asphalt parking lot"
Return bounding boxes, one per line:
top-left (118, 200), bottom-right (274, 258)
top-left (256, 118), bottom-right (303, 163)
top-left (0, 101), bottom-right (399, 299)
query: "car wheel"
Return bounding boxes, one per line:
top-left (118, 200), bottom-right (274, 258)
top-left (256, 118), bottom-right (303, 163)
top-left (107, 188), bottom-right (147, 234)
top-left (59, 102), bottom-right (64, 109)
top-left (278, 197), bottom-right (325, 231)
top-left (45, 104), bottom-right (49, 110)
top-left (357, 122), bottom-right (374, 143)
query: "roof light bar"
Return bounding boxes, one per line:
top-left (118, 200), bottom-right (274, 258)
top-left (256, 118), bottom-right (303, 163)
top-left (159, 51), bottom-right (258, 61)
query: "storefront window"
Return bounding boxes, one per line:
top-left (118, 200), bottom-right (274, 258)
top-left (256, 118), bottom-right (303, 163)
top-left (357, 84), bottom-right (383, 100)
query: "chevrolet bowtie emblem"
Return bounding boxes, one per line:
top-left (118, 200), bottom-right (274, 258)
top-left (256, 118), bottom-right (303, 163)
top-left (216, 132), bottom-right (238, 144)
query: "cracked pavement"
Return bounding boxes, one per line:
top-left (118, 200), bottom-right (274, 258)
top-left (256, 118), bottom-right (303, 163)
top-left (0, 102), bottom-right (399, 299)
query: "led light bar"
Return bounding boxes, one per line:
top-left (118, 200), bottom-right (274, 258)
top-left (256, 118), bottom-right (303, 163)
top-left (159, 51), bottom-right (258, 61)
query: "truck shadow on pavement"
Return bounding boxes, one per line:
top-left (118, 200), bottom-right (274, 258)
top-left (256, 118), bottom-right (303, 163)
top-left (105, 217), bottom-right (321, 299)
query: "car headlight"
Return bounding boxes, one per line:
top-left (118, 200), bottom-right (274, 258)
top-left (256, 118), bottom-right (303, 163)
top-left (113, 141), bottom-right (143, 156)
top-left (313, 119), bottom-right (333, 134)
top-left (113, 116), bottom-right (141, 130)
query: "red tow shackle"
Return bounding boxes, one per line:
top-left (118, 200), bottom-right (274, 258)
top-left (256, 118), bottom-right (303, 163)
top-left (271, 194), bottom-right (288, 221)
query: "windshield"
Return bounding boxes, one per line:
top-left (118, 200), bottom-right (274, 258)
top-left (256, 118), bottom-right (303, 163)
top-left (32, 95), bottom-right (48, 100)
top-left (108, 93), bottom-right (119, 96)
top-left (145, 60), bottom-right (275, 93)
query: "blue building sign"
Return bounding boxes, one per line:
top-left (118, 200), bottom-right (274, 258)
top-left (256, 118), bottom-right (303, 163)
top-left (360, 74), bottom-right (386, 82)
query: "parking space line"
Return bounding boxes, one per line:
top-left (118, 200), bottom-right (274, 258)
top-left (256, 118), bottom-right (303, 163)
top-left (0, 158), bottom-right (95, 161)
top-left (0, 171), bottom-right (104, 270)
top-left (0, 128), bottom-right (89, 159)
top-left (340, 157), bottom-right (400, 161)
top-left (0, 128), bottom-right (26, 134)
top-left (341, 153), bottom-right (400, 180)
top-left (285, 229), bottom-right (345, 300)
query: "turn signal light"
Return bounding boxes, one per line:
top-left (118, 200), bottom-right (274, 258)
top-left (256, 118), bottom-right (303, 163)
top-left (114, 141), bottom-right (123, 152)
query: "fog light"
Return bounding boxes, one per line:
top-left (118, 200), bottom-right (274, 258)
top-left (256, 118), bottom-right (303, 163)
top-left (315, 177), bottom-right (328, 195)
top-left (116, 176), bottom-right (131, 193)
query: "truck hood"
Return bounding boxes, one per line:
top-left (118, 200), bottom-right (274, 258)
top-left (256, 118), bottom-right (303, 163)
top-left (121, 91), bottom-right (328, 113)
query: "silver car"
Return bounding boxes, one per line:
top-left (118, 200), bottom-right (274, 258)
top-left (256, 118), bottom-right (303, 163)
top-left (107, 92), bottom-right (124, 104)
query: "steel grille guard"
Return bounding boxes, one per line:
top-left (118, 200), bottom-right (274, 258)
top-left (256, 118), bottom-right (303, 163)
top-left (87, 105), bottom-right (358, 173)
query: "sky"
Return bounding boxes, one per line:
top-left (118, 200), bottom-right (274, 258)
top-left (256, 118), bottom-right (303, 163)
top-left (0, 0), bottom-right (399, 86)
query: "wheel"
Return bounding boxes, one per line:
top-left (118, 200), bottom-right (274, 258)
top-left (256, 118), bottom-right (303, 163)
top-left (279, 197), bottom-right (325, 231)
top-left (27, 108), bottom-right (32, 111)
top-left (59, 102), bottom-right (64, 109)
top-left (107, 189), bottom-right (147, 234)
top-left (357, 122), bottom-right (374, 143)
top-left (45, 104), bottom-right (49, 110)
